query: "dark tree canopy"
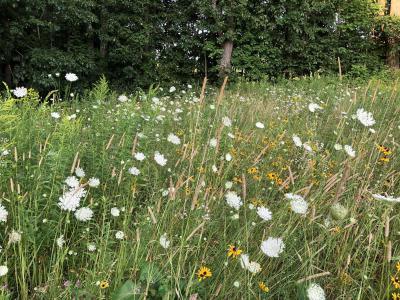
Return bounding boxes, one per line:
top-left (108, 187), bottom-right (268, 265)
top-left (0, 0), bottom-right (390, 91)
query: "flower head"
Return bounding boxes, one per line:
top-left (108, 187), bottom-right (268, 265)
top-left (344, 145), bottom-right (356, 158)
top-left (134, 152), bottom-right (146, 161)
top-left (225, 191), bottom-right (243, 210)
top-left (118, 95), bottom-right (128, 102)
top-left (74, 207), bottom-right (93, 221)
top-left (99, 280), bottom-right (109, 289)
top-left (257, 206), bottom-right (272, 221)
top-left (261, 237), bottom-right (285, 257)
top-left (258, 282), bottom-right (269, 293)
top-left (65, 73), bottom-right (78, 82)
top-left (227, 245), bottom-right (242, 258)
top-left (13, 87), bottom-right (27, 98)
top-left (0, 204), bottom-right (8, 223)
top-left (0, 265), bottom-right (8, 277)
top-left (167, 133), bottom-right (181, 145)
top-left (308, 103), bottom-right (322, 113)
top-left (356, 108), bottom-right (375, 127)
top-left (392, 276), bottom-right (400, 289)
top-left (307, 283), bottom-right (326, 300)
top-left (197, 266), bottom-right (212, 281)
top-left (159, 234), bottom-right (170, 249)
top-left (88, 177), bottom-right (100, 188)
top-left (154, 152), bottom-right (167, 166)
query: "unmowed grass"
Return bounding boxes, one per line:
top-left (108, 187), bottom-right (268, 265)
top-left (0, 76), bottom-right (399, 299)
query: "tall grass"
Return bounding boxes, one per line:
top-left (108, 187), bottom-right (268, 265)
top-left (0, 76), bottom-right (399, 299)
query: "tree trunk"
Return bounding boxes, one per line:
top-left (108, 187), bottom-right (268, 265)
top-left (387, 39), bottom-right (399, 68)
top-left (99, 9), bottom-right (107, 58)
top-left (219, 40), bottom-right (233, 77)
top-left (2, 63), bottom-right (12, 86)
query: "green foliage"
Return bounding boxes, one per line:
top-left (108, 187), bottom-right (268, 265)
top-left (111, 280), bottom-right (138, 300)
top-left (0, 0), bottom-right (391, 90)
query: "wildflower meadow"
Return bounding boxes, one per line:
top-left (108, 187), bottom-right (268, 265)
top-left (0, 75), bottom-right (400, 299)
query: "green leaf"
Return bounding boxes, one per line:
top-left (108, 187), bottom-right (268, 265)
top-left (111, 280), bottom-right (138, 300)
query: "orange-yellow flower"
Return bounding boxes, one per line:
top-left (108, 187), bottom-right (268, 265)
top-left (197, 266), bottom-right (212, 281)
top-left (227, 245), bottom-right (242, 258)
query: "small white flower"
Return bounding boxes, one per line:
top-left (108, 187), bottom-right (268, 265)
top-left (225, 181), bottom-right (233, 189)
top-left (167, 133), bottom-right (181, 145)
top-left (233, 281), bottom-right (240, 288)
top-left (65, 73), bottom-right (78, 82)
top-left (303, 143), bottom-right (313, 152)
top-left (247, 261), bottom-right (262, 274)
top-left (169, 86), bottom-right (176, 93)
top-left (58, 187), bottom-right (86, 211)
top-left (212, 165), bottom-right (218, 173)
top-left (74, 207), bottom-right (93, 221)
top-left (51, 112), bottom-right (60, 119)
top-left (0, 204), bottom-right (8, 223)
top-left (115, 231), bottom-right (125, 240)
top-left (222, 116), bottom-right (232, 127)
top-left (13, 87), bottom-right (27, 98)
top-left (154, 152), bottom-right (167, 166)
top-left (292, 135), bottom-right (303, 147)
top-left (128, 166), bottom-right (140, 176)
top-left (75, 167), bottom-right (85, 178)
top-left (344, 145), bottom-right (356, 158)
top-left (257, 206), bottom-right (272, 221)
top-left (57, 235), bottom-right (65, 248)
top-left (87, 243), bottom-right (96, 252)
top-left (308, 103), bottom-right (323, 112)
top-left (118, 95), bottom-right (128, 102)
top-left (290, 198), bottom-right (308, 215)
top-left (9, 230), bottom-right (22, 244)
top-left (209, 138), bottom-right (218, 148)
top-left (225, 191), bottom-right (243, 210)
top-left (356, 108), bottom-right (375, 127)
top-left (255, 122), bottom-right (264, 129)
top-left (134, 152), bottom-right (146, 161)
top-left (261, 237), bottom-right (285, 257)
top-left (307, 283), bottom-right (326, 300)
top-left (240, 254), bottom-right (261, 273)
top-left (88, 177), bottom-right (100, 188)
top-left (65, 176), bottom-right (80, 188)
top-left (67, 114), bottom-right (77, 120)
top-left (225, 153), bottom-right (232, 161)
top-left (334, 144), bottom-right (342, 150)
top-left (159, 233), bottom-right (170, 249)
top-left (0, 265), bottom-right (8, 277)
top-left (111, 207), bottom-right (120, 217)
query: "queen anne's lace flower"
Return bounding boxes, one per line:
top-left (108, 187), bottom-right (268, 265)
top-left (154, 152), bottom-right (167, 166)
top-left (0, 204), bottom-right (8, 223)
top-left (225, 191), bottom-right (243, 210)
top-left (167, 133), bottom-right (181, 145)
top-left (261, 237), bottom-right (285, 257)
top-left (0, 265), bottom-right (8, 277)
top-left (344, 145), bottom-right (356, 158)
top-left (13, 87), bottom-right (27, 98)
top-left (356, 108), bottom-right (375, 127)
top-left (65, 73), bottom-right (78, 82)
top-left (159, 234), bottom-right (170, 249)
top-left (257, 206), bottom-right (272, 221)
top-left (74, 207), bottom-right (93, 221)
top-left (307, 283), bottom-right (326, 300)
